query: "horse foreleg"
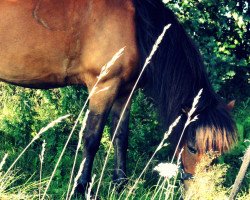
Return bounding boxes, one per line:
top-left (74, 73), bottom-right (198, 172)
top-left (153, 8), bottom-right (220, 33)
top-left (110, 94), bottom-right (131, 190)
top-left (77, 80), bottom-right (120, 196)
top-left (77, 111), bottom-right (107, 194)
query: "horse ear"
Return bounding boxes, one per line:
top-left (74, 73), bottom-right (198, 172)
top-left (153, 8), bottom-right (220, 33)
top-left (227, 100), bottom-right (235, 111)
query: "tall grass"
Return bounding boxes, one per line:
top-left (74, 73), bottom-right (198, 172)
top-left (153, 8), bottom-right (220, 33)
top-left (0, 114), bottom-right (70, 200)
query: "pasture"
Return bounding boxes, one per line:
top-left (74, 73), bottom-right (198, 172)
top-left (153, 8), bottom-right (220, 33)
top-left (0, 0), bottom-right (249, 199)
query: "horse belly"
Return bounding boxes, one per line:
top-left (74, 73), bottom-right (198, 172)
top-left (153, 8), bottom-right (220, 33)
top-left (0, 0), bottom-right (68, 88)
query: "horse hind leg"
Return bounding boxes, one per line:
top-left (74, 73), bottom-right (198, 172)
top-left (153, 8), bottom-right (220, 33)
top-left (110, 93), bottom-right (131, 191)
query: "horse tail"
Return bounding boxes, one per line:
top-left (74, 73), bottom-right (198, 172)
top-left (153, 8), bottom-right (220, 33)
top-left (133, 0), bottom-right (211, 127)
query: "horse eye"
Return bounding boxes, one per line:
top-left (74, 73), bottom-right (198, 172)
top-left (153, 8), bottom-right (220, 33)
top-left (187, 145), bottom-right (197, 154)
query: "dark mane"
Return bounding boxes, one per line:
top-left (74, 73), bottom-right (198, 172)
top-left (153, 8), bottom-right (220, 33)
top-left (133, 0), bottom-right (237, 152)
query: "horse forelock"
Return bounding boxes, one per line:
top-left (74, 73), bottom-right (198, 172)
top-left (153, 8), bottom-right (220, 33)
top-left (190, 106), bottom-right (237, 154)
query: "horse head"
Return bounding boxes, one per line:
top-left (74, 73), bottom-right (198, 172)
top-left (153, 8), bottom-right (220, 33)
top-left (180, 101), bottom-right (236, 189)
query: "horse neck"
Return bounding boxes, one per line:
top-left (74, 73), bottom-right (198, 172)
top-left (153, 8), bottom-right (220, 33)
top-left (148, 23), bottom-right (219, 128)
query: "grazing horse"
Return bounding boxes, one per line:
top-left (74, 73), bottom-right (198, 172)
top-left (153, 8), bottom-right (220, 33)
top-left (0, 0), bottom-right (237, 196)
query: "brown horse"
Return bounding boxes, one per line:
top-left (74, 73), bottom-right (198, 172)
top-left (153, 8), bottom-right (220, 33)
top-left (0, 0), bottom-right (237, 196)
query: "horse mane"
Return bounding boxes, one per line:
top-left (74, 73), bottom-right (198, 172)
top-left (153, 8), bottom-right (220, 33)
top-left (133, 0), bottom-right (237, 153)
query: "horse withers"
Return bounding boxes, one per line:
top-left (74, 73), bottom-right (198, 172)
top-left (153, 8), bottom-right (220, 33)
top-left (0, 0), bottom-right (237, 197)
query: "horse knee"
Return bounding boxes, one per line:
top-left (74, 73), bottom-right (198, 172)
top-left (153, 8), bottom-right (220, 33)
top-left (83, 131), bottom-right (101, 154)
top-left (113, 132), bottom-right (128, 147)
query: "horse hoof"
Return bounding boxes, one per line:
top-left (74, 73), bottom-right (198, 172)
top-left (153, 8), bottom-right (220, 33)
top-left (75, 183), bottom-right (100, 200)
top-left (76, 182), bottom-right (86, 195)
top-left (85, 191), bottom-right (100, 200)
top-left (113, 178), bottom-right (128, 193)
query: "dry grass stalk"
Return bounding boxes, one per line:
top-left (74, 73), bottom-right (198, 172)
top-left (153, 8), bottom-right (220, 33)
top-left (69, 159), bottom-right (86, 200)
top-left (39, 140), bottom-right (46, 200)
top-left (97, 48), bottom-right (125, 82)
top-left (150, 88), bottom-right (204, 200)
top-left (0, 154), bottom-right (8, 173)
top-left (86, 174), bottom-right (96, 200)
top-left (89, 47), bottom-right (125, 99)
top-left (171, 89), bottom-right (203, 162)
top-left (66, 110), bottom-right (90, 200)
top-left (229, 145), bottom-right (250, 200)
top-left (156, 116), bottom-right (181, 152)
top-left (36, 114), bottom-right (71, 139)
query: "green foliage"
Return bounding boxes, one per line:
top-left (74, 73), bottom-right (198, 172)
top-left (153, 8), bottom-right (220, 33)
top-left (129, 91), bottom-right (161, 175)
top-left (0, 84), bottom-right (89, 197)
top-left (168, 0), bottom-right (249, 94)
top-left (219, 100), bottom-right (250, 190)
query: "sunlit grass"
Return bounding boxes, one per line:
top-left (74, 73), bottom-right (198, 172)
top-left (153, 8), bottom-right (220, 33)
top-left (0, 156), bottom-right (40, 200)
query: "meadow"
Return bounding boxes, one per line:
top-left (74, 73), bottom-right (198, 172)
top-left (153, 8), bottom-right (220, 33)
top-left (0, 0), bottom-right (249, 199)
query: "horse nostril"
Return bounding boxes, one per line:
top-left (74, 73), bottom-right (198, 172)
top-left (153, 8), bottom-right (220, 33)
top-left (180, 168), bottom-right (194, 183)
